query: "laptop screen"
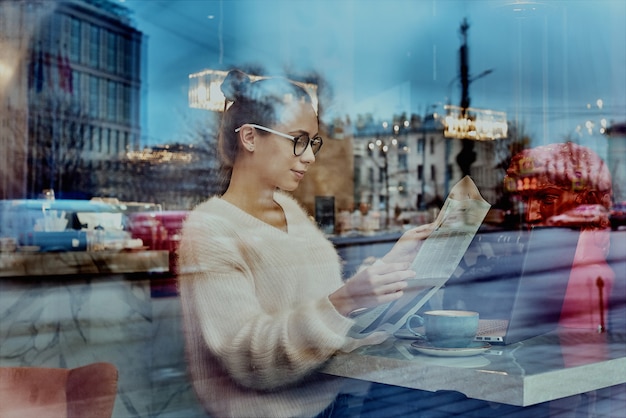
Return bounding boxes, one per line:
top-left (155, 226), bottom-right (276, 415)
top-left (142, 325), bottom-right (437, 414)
top-left (442, 227), bottom-right (581, 344)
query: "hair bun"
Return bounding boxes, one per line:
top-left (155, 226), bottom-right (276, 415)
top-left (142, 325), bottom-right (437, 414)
top-left (221, 69), bottom-right (251, 102)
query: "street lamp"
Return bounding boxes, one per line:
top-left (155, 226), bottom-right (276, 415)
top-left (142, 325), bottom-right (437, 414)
top-left (419, 105), bottom-right (438, 210)
top-left (444, 18), bottom-right (506, 178)
top-left (446, 68), bottom-right (494, 110)
top-left (188, 69), bottom-right (319, 113)
top-left (368, 121), bottom-right (402, 229)
top-left (368, 138), bottom-right (390, 229)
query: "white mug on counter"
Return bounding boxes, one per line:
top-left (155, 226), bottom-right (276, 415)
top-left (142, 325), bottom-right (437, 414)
top-left (406, 310), bottom-right (479, 348)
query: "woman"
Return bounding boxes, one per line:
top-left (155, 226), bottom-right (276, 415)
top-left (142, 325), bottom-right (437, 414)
top-left (178, 70), bottom-right (431, 417)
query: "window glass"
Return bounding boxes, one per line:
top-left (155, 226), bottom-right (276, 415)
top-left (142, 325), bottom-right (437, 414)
top-left (1, 2), bottom-right (624, 418)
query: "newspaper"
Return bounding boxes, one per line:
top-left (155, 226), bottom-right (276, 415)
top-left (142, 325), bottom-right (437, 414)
top-left (349, 176), bottom-right (491, 337)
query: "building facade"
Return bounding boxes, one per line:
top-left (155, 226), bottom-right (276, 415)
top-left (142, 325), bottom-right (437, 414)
top-left (352, 115), bottom-right (458, 226)
top-left (606, 122), bottom-right (626, 202)
top-left (351, 113), bottom-right (512, 229)
top-left (1, 0), bottom-right (142, 199)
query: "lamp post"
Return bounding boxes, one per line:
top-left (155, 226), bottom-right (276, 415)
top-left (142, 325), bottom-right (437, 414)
top-left (447, 68), bottom-right (494, 110)
top-left (368, 126), bottom-right (398, 229)
top-left (453, 18), bottom-right (496, 177)
top-left (419, 105), bottom-right (438, 210)
top-left (368, 139), bottom-right (390, 229)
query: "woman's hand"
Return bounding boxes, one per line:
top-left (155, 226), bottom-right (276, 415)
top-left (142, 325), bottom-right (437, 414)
top-left (329, 261), bottom-right (416, 316)
top-left (329, 223), bottom-right (433, 317)
top-left (382, 223), bottom-right (435, 264)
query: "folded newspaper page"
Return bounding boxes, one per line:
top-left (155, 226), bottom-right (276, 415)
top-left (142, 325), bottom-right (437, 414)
top-left (349, 176), bottom-right (491, 337)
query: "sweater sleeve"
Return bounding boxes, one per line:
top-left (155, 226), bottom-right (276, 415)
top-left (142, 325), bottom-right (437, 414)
top-left (178, 205), bottom-right (355, 391)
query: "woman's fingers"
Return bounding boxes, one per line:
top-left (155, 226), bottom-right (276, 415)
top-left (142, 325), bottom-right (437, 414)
top-left (356, 290), bottom-right (406, 309)
top-left (331, 260), bottom-right (418, 316)
top-left (345, 263), bottom-right (414, 299)
top-left (367, 261), bottom-right (412, 276)
top-left (373, 278), bottom-right (409, 296)
top-left (414, 222), bottom-right (436, 239)
top-left (383, 223), bottom-right (435, 264)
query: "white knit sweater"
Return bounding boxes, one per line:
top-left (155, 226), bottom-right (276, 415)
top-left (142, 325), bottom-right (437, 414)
top-left (178, 191), bottom-right (357, 417)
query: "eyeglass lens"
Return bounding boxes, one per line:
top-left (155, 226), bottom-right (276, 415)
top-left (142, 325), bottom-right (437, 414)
top-left (294, 135), bottom-right (323, 156)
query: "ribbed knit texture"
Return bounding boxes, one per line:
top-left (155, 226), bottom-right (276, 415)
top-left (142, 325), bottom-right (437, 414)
top-left (178, 191), bottom-right (356, 417)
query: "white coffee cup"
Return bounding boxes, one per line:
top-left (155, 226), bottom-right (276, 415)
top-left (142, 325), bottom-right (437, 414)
top-left (406, 310), bottom-right (479, 348)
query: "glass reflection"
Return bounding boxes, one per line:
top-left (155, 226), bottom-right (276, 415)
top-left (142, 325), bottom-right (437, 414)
top-left (1, 1), bottom-right (624, 417)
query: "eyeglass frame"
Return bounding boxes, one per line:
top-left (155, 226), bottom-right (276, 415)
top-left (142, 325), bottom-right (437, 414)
top-left (234, 124), bottom-right (323, 156)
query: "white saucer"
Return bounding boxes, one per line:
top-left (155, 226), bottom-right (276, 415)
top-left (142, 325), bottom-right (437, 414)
top-left (393, 328), bottom-right (421, 340)
top-left (410, 340), bottom-right (491, 357)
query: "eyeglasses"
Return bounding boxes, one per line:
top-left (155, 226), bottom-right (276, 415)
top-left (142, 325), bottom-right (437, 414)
top-left (235, 124), bottom-right (323, 156)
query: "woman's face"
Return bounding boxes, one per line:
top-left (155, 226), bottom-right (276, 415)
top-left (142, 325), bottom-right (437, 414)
top-left (524, 186), bottom-right (579, 225)
top-left (254, 102), bottom-right (319, 192)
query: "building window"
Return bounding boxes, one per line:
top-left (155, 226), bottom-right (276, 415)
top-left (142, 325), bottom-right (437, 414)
top-left (117, 36), bottom-right (126, 75)
top-left (107, 31), bottom-right (117, 73)
top-left (70, 18), bottom-right (80, 62)
top-left (129, 38), bottom-right (140, 80)
top-left (430, 137), bottom-right (434, 154)
top-left (431, 165), bottom-right (436, 181)
top-left (90, 24), bottom-right (99, 67)
top-left (398, 151), bottom-right (407, 171)
top-left (99, 29), bottom-right (108, 69)
top-left (99, 79), bottom-right (107, 119)
top-left (79, 72), bottom-right (87, 104)
top-left (107, 81), bottom-right (116, 121)
top-left (59, 14), bottom-right (70, 48)
top-left (79, 21), bottom-right (88, 64)
top-left (417, 164), bottom-right (423, 181)
top-left (85, 126), bottom-right (92, 152)
top-left (117, 82), bottom-right (124, 122)
top-left (89, 75), bottom-right (98, 118)
top-left (103, 128), bottom-right (110, 154)
top-left (117, 131), bottom-right (124, 155)
top-left (93, 127), bottom-right (101, 153)
top-left (112, 130), bottom-right (119, 155)
top-left (399, 181), bottom-right (408, 196)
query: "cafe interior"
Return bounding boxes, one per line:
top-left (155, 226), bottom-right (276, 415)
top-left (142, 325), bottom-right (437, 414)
top-left (1, 1), bottom-right (625, 417)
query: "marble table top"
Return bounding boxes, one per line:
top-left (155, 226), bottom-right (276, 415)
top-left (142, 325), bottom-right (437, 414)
top-left (0, 250), bottom-right (169, 277)
top-left (321, 328), bottom-right (626, 406)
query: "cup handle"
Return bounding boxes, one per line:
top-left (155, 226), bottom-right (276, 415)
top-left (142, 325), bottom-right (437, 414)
top-left (406, 314), bottom-right (425, 338)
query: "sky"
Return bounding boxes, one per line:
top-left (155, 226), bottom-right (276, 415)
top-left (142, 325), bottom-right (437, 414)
top-left (121, 0), bottom-right (626, 156)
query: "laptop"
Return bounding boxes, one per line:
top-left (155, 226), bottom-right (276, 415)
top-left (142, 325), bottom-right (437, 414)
top-left (467, 227), bottom-right (580, 345)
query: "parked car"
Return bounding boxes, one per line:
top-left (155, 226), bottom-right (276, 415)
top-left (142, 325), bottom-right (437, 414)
top-left (610, 201), bottom-right (626, 231)
top-left (546, 204), bottom-right (610, 229)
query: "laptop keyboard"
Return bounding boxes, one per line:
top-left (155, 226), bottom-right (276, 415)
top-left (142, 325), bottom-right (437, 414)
top-left (477, 319), bottom-right (509, 335)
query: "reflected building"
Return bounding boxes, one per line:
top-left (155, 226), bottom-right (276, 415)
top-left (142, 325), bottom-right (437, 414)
top-left (605, 121), bottom-right (626, 202)
top-left (1, 0), bottom-right (142, 199)
top-left (353, 114), bottom-right (453, 219)
top-left (351, 112), bottom-right (511, 227)
top-left (124, 143), bottom-right (221, 210)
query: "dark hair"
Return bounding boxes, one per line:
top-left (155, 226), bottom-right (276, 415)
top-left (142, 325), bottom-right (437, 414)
top-left (217, 70), bottom-right (313, 192)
